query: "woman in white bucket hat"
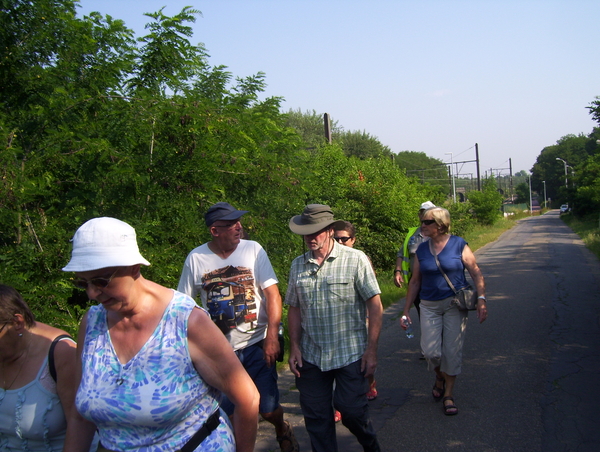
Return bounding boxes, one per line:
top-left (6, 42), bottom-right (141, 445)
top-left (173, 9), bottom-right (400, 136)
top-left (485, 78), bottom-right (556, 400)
top-left (62, 217), bottom-right (259, 452)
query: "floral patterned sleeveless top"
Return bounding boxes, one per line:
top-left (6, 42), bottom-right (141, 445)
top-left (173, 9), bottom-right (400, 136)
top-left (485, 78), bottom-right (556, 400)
top-left (76, 291), bottom-right (235, 451)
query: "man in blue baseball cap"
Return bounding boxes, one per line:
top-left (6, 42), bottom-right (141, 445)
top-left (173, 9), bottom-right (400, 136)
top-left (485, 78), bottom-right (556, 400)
top-left (178, 202), bottom-right (298, 452)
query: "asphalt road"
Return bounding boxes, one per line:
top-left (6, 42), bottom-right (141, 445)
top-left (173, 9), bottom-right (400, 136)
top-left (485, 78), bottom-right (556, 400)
top-left (255, 210), bottom-right (600, 452)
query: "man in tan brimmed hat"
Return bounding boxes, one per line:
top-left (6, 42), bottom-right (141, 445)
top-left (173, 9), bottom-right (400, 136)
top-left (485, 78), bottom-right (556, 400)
top-left (285, 204), bottom-right (383, 452)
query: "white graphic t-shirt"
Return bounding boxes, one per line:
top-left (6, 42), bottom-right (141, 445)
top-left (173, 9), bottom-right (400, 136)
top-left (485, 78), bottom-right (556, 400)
top-left (178, 240), bottom-right (278, 351)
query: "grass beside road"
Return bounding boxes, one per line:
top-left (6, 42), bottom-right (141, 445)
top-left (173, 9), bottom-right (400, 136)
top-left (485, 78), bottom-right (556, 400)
top-left (378, 211), bottom-right (534, 310)
top-left (561, 212), bottom-right (600, 260)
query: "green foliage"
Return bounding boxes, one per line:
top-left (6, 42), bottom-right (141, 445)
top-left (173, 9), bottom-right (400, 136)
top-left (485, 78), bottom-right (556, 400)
top-left (561, 212), bottom-right (600, 261)
top-left (588, 96), bottom-right (600, 125)
top-left (572, 153), bottom-right (600, 215)
top-left (339, 130), bottom-right (392, 159)
top-left (446, 201), bottom-right (476, 238)
top-left (530, 133), bottom-right (593, 205)
top-left (467, 176), bottom-right (504, 225)
top-left (284, 109), bottom-right (342, 149)
top-left (514, 182), bottom-right (530, 204)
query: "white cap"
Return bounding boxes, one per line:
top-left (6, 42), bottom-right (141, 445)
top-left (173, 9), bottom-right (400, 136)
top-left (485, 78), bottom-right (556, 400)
top-left (419, 201), bottom-right (436, 210)
top-left (62, 217), bottom-right (151, 272)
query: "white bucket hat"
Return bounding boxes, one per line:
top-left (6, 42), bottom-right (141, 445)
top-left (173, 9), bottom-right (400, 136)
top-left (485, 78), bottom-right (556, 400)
top-left (62, 217), bottom-right (151, 272)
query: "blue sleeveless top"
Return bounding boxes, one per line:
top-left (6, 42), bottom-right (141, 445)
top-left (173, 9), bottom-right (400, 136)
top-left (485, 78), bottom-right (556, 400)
top-left (76, 291), bottom-right (235, 451)
top-left (417, 235), bottom-right (469, 301)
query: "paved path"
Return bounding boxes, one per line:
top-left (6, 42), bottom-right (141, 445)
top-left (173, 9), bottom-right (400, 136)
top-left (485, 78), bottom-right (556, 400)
top-left (254, 211), bottom-right (600, 451)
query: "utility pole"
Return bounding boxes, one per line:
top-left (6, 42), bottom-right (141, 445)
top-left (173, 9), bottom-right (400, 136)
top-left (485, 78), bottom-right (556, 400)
top-left (323, 113), bottom-right (332, 144)
top-left (509, 158), bottom-right (513, 202)
top-left (475, 143), bottom-right (481, 191)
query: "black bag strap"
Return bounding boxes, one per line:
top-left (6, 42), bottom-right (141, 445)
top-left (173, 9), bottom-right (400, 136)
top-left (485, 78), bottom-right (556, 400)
top-left (48, 334), bottom-right (73, 382)
top-left (178, 409), bottom-right (221, 452)
top-left (429, 241), bottom-right (458, 294)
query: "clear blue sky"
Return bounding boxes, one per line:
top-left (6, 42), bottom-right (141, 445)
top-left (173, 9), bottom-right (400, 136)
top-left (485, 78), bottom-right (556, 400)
top-left (78, 0), bottom-right (599, 176)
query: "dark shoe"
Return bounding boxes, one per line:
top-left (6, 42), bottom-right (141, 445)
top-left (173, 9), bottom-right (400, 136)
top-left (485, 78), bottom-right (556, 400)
top-left (442, 396), bottom-right (458, 416)
top-left (432, 376), bottom-right (445, 401)
top-left (277, 421), bottom-right (299, 452)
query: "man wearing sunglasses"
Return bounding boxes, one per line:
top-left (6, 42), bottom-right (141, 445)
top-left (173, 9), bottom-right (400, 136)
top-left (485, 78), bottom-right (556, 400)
top-left (178, 202), bottom-right (298, 452)
top-left (394, 201), bottom-right (436, 352)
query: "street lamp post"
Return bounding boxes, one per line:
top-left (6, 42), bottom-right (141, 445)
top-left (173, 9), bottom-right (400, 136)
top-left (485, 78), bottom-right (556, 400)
top-left (556, 157), bottom-right (568, 187)
top-left (528, 174), bottom-right (533, 215)
top-left (445, 152), bottom-right (456, 203)
top-left (542, 180), bottom-right (547, 209)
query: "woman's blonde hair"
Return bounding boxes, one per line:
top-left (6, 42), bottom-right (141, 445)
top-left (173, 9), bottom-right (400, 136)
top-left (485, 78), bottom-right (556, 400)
top-left (423, 207), bottom-right (451, 233)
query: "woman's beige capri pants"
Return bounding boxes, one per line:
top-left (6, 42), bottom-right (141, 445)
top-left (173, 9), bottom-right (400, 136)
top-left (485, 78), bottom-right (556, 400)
top-left (420, 296), bottom-right (468, 375)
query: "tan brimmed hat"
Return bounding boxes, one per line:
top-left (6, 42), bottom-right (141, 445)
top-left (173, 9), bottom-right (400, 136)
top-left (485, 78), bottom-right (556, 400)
top-left (289, 204), bottom-right (346, 235)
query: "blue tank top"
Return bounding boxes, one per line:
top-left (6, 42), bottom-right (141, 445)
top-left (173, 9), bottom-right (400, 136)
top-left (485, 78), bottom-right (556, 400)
top-left (417, 235), bottom-right (469, 301)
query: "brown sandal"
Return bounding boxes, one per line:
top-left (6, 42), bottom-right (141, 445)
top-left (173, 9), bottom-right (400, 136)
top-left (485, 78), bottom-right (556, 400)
top-left (277, 421), bottom-right (299, 452)
top-left (432, 376), bottom-right (445, 401)
top-left (443, 396), bottom-right (458, 415)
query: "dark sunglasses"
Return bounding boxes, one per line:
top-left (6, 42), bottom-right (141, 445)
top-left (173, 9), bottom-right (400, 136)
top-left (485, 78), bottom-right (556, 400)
top-left (334, 236), bottom-right (353, 243)
top-left (71, 269), bottom-right (119, 290)
top-left (421, 219), bottom-right (436, 225)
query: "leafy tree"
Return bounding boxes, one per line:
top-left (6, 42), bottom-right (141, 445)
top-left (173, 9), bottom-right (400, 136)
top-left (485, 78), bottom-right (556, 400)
top-left (394, 151), bottom-right (448, 191)
top-left (530, 134), bottom-right (592, 205)
top-left (339, 130), bottom-right (392, 160)
top-left (572, 153), bottom-right (600, 215)
top-left (467, 176), bottom-right (503, 225)
top-left (127, 6), bottom-right (207, 96)
top-left (284, 109), bottom-right (342, 149)
top-left (587, 96), bottom-right (600, 125)
top-left (514, 182), bottom-right (530, 204)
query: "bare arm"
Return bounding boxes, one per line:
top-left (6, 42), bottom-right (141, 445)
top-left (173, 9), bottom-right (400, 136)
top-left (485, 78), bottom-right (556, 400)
top-left (53, 337), bottom-right (78, 422)
top-left (462, 244), bottom-right (488, 323)
top-left (63, 313), bottom-right (101, 452)
top-left (362, 294), bottom-right (383, 377)
top-left (261, 284), bottom-right (282, 368)
top-left (188, 308), bottom-right (259, 452)
top-left (393, 256), bottom-right (404, 288)
top-left (287, 306), bottom-right (302, 378)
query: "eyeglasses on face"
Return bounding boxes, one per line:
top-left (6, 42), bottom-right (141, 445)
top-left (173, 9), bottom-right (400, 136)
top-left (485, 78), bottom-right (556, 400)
top-left (213, 220), bottom-right (241, 230)
top-left (334, 236), bottom-right (353, 243)
top-left (71, 269), bottom-right (119, 290)
top-left (421, 219), bottom-right (436, 225)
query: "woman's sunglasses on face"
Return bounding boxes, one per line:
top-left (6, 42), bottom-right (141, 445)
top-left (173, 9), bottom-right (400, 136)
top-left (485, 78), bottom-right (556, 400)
top-left (334, 236), bottom-right (353, 243)
top-left (421, 219), bottom-right (436, 226)
top-left (71, 269), bottom-right (119, 290)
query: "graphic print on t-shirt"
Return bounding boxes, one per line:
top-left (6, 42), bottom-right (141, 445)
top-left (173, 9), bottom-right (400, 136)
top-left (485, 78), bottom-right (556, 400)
top-left (201, 265), bottom-right (258, 335)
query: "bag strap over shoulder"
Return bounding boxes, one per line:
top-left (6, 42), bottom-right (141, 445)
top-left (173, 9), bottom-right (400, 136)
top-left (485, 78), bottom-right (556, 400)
top-left (48, 334), bottom-right (73, 382)
top-left (429, 240), bottom-right (458, 294)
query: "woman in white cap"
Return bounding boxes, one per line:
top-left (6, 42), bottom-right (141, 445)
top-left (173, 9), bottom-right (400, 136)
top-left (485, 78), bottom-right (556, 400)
top-left (400, 207), bottom-right (487, 416)
top-left (62, 217), bottom-right (259, 452)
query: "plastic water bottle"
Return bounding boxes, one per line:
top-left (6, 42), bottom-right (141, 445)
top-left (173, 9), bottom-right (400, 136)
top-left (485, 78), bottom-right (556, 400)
top-left (277, 322), bottom-right (285, 362)
top-left (401, 316), bottom-right (414, 339)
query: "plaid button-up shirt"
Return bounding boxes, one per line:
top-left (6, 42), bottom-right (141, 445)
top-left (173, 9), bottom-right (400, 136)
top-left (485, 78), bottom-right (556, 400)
top-left (285, 241), bottom-right (381, 371)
